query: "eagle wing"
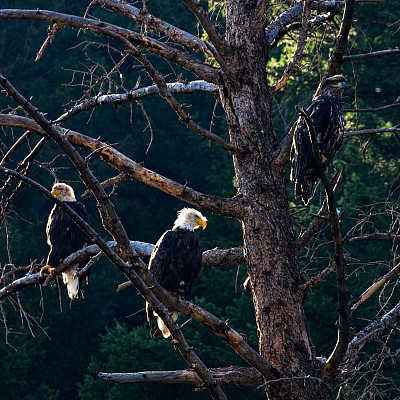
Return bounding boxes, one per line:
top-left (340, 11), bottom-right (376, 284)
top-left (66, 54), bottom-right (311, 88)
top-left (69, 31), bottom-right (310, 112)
top-left (291, 95), bottom-right (343, 204)
top-left (148, 229), bottom-right (202, 298)
top-left (46, 202), bottom-right (91, 267)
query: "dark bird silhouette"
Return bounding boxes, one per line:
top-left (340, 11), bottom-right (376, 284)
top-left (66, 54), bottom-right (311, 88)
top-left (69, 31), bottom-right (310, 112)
top-left (290, 75), bottom-right (347, 205)
top-left (41, 183), bottom-right (91, 299)
top-left (146, 208), bottom-right (207, 338)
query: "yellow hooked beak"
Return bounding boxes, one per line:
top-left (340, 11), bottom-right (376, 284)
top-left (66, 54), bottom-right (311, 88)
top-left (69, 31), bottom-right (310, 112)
top-left (199, 219), bottom-right (207, 230)
top-left (51, 189), bottom-right (61, 196)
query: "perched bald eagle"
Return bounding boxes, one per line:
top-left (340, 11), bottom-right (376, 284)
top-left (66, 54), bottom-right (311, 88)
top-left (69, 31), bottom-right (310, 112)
top-left (147, 208), bottom-right (207, 338)
top-left (290, 75), bottom-right (347, 205)
top-left (41, 183), bottom-right (92, 299)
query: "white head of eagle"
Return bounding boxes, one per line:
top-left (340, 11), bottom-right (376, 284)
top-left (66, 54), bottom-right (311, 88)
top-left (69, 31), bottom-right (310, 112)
top-left (41, 182), bottom-right (91, 300)
top-left (173, 208), bottom-right (207, 231)
top-left (290, 75), bottom-right (347, 205)
top-left (51, 182), bottom-right (76, 202)
top-left (147, 207), bottom-right (207, 338)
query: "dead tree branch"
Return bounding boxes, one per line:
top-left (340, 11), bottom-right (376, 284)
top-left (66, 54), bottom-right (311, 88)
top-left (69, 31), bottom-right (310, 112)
top-left (55, 80), bottom-right (219, 124)
top-left (0, 114), bottom-right (244, 218)
top-left (341, 48), bottom-right (400, 63)
top-left (95, 0), bottom-right (209, 54)
top-left (324, 0), bottom-right (356, 78)
top-left (350, 263), bottom-right (400, 312)
top-left (272, 0), bottom-right (312, 93)
top-left (0, 9), bottom-right (219, 83)
top-left (344, 125), bottom-right (400, 138)
top-left (296, 106), bottom-right (349, 381)
top-left (340, 300), bottom-right (400, 375)
top-left (98, 366), bottom-right (265, 387)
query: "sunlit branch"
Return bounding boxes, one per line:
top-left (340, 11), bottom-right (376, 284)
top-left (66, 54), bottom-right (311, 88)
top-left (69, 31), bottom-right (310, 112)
top-left (99, 366), bottom-right (264, 387)
top-left (342, 48), bottom-right (400, 62)
top-left (0, 9), bottom-right (219, 83)
top-left (55, 80), bottom-right (218, 124)
top-left (341, 300), bottom-right (400, 375)
top-left (96, 0), bottom-right (209, 54)
top-left (271, 0), bottom-right (312, 93)
top-left (350, 263), bottom-right (400, 313)
top-left (0, 114), bottom-right (243, 218)
top-left (266, 1), bottom-right (342, 46)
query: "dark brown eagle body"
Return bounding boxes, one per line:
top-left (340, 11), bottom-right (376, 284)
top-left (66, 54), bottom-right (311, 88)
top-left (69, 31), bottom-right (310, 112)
top-left (146, 208), bottom-right (207, 338)
top-left (290, 75), bottom-right (347, 205)
top-left (45, 183), bottom-right (91, 299)
top-left (149, 228), bottom-right (202, 298)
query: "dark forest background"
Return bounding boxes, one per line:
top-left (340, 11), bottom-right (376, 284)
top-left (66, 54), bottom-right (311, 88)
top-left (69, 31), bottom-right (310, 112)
top-left (0, 1), bottom-right (399, 399)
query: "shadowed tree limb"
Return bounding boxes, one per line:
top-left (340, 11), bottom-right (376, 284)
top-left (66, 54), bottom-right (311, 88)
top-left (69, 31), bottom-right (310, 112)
top-left (0, 114), bottom-right (244, 218)
top-left (323, 0), bottom-right (355, 78)
top-left (0, 9), bottom-right (219, 84)
top-left (296, 106), bottom-right (349, 382)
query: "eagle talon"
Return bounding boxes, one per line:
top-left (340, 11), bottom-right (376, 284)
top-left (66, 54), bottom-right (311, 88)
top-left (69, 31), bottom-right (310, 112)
top-left (40, 265), bottom-right (56, 277)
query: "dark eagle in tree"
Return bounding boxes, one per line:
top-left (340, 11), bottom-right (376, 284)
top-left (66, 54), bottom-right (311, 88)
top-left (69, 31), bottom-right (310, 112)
top-left (290, 75), bottom-right (347, 205)
top-left (41, 183), bottom-right (92, 299)
top-left (146, 208), bottom-right (207, 338)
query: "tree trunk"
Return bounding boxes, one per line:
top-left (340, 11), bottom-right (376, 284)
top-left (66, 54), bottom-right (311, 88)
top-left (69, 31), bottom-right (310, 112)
top-left (220, 2), bottom-right (332, 398)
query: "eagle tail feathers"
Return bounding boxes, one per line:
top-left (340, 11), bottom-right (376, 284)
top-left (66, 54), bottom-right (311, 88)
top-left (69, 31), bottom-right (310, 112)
top-left (62, 265), bottom-right (80, 300)
top-left (155, 311), bottom-right (178, 339)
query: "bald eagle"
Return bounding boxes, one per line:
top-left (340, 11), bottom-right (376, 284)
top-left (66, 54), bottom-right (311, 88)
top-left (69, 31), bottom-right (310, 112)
top-left (41, 183), bottom-right (92, 299)
top-left (146, 208), bottom-right (207, 338)
top-left (290, 75), bottom-right (347, 205)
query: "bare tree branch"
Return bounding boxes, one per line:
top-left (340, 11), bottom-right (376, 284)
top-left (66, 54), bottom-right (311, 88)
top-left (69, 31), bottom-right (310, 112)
top-left (343, 101), bottom-right (400, 113)
top-left (323, 0), bottom-right (356, 78)
top-left (344, 125), bottom-right (400, 138)
top-left (266, 1), bottom-right (342, 46)
top-left (350, 263), bottom-right (400, 312)
top-left (341, 300), bottom-right (400, 375)
top-left (271, 1), bottom-right (312, 93)
top-left (0, 114), bottom-right (244, 218)
top-left (296, 106), bottom-right (349, 381)
top-left (295, 171), bottom-right (343, 254)
top-left (0, 9), bottom-right (219, 83)
top-left (342, 48), bottom-right (400, 63)
top-left (96, 0), bottom-right (209, 54)
top-left (181, 0), bottom-right (232, 73)
top-left (55, 80), bottom-right (219, 124)
top-left (98, 366), bottom-right (265, 387)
